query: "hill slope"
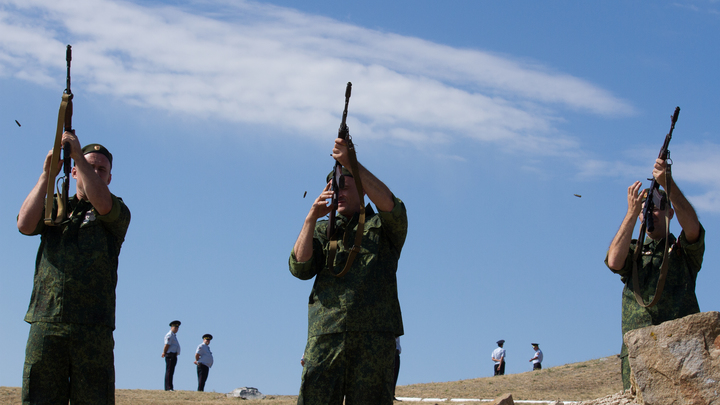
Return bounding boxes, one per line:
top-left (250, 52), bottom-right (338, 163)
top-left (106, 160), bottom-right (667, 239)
top-left (0, 356), bottom-right (622, 404)
top-left (395, 355), bottom-right (623, 401)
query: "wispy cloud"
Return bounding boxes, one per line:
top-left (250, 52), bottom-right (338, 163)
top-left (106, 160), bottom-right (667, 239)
top-left (670, 142), bottom-right (720, 213)
top-left (0, 0), bottom-right (635, 156)
top-left (672, 0), bottom-right (720, 14)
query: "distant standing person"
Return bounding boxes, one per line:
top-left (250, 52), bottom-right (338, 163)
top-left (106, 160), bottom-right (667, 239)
top-left (194, 334), bottom-right (214, 392)
top-left (529, 343), bottom-right (543, 370)
top-left (162, 320), bottom-right (181, 391)
top-left (18, 137), bottom-right (131, 404)
top-left (605, 157), bottom-right (704, 390)
top-left (491, 340), bottom-right (506, 376)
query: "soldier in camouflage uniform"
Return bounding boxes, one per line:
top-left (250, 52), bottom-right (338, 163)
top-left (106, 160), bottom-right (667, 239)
top-left (605, 158), bottom-right (704, 390)
top-left (290, 137), bottom-right (407, 405)
top-left (17, 131), bottom-right (131, 405)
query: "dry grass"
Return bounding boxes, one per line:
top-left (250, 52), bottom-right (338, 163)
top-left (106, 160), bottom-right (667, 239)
top-left (0, 355), bottom-right (622, 404)
top-left (396, 355), bottom-right (622, 401)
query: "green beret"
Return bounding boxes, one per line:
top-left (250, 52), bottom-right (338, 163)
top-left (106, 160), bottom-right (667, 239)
top-left (326, 167), bottom-right (353, 183)
top-left (82, 143), bottom-right (113, 167)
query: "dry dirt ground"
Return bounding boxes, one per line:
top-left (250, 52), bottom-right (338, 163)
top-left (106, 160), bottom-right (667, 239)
top-left (0, 355), bottom-right (622, 404)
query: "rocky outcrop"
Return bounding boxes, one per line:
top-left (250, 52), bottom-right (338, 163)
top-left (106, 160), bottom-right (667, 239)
top-left (625, 311), bottom-right (720, 405)
top-left (489, 393), bottom-right (514, 405)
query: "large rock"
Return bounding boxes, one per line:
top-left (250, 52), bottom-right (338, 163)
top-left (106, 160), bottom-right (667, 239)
top-left (489, 393), bottom-right (514, 405)
top-left (227, 387), bottom-right (265, 399)
top-left (624, 311), bottom-right (720, 405)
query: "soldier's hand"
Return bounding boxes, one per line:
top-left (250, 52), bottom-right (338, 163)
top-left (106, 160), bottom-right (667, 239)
top-left (61, 131), bottom-right (83, 161)
top-left (332, 138), bottom-right (352, 172)
top-left (42, 150), bottom-right (62, 178)
top-left (627, 181), bottom-right (644, 217)
top-left (309, 182), bottom-right (334, 220)
top-left (652, 158), bottom-right (670, 189)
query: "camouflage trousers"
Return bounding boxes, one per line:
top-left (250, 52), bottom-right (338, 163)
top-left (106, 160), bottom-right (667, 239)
top-left (620, 352), bottom-right (631, 391)
top-left (298, 331), bottom-right (396, 405)
top-left (22, 322), bottom-right (115, 405)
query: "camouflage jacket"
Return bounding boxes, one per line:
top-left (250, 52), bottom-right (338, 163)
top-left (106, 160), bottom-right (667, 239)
top-left (23, 194), bottom-right (131, 329)
top-left (289, 195), bottom-right (407, 337)
top-left (606, 225), bottom-right (705, 355)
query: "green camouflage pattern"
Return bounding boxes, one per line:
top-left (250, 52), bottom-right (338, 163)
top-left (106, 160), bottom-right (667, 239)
top-left (24, 194), bottom-right (131, 329)
top-left (298, 331), bottom-right (395, 405)
top-left (605, 225), bottom-right (705, 389)
top-left (21, 194), bottom-right (130, 403)
top-left (22, 322), bottom-right (115, 404)
top-left (289, 196), bottom-right (407, 337)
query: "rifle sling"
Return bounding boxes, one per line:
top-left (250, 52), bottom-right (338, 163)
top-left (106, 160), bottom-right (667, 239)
top-left (44, 93), bottom-right (71, 226)
top-left (631, 171), bottom-right (672, 308)
top-left (326, 143), bottom-right (365, 277)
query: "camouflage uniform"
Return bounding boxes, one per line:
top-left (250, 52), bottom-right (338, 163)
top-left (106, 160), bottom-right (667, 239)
top-left (605, 225), bottom-right (704, 390)
top-left (22, 194), bottom-right (131, 405)
top-left (289, 195), bottom-right (407, 405)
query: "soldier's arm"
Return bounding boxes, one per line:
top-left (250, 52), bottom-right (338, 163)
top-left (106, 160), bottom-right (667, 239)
top-left (294, 183), bottom-right (333, 262)
top-left (653, 159), bottom-right (700, 243)
top-left (18, 151), bottom-right (57, 235)
top-left (64, 132), bottom-right (113, 215)
top-left (332, 138), bottom-right (394, 212)
top-left (607, 181), bottom-right (643, 270)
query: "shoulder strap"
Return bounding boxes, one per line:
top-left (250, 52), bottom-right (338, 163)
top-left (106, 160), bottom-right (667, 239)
top-left (44, 93), bottom-right (71, 226)
top-left (326, 139), bottom-right (365, 277)
top-left (631, 169), bottom-right (673, 308)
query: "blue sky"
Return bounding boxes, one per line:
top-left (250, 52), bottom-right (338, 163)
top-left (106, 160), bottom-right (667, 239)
top-left (1, 0), bottom-right (719, 396)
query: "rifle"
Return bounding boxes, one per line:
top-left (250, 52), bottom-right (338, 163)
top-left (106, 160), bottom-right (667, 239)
top-left (638, 106), bottom-right (680, 238)
top-left (44, 45), bottom-right (74, 226)
top-left (631, 106), bottom-right (680, 308)
top-left (325, 82), bottom-right (365, 277)
top-left (327, 82), bottom-right (352, 240)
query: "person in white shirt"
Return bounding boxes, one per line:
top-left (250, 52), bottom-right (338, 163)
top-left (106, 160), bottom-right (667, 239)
top-left (529, 343), bottom-right (543, 370)
top-left (194, 334), bottom-right (214, 391)
top-left (491, 339), bottom-right (506, 376)
top-left (162, 320), bottom-right (181, 391)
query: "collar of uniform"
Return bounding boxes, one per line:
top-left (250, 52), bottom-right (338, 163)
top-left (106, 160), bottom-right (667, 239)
top-left (336, 203), bottom-right (374, 223)
top-left (69, 195), bottom-right (92, 215)
top-left (643, 233), bottom-right (676, 252)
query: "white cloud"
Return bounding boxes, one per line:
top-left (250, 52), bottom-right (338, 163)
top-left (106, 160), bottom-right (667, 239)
top-left (670, 142), bottom-right (720, 213)
top-left (0, 0), bottom-right (635, 156)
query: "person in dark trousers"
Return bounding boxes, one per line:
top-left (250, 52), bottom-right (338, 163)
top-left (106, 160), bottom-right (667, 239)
top-left (491, 340), bottom-right (506, 376)
top-left (162, 320), bottom-right (181, 391)
top-left (194, 334), bottom-right (214, 391)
